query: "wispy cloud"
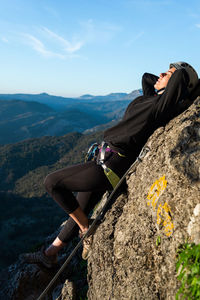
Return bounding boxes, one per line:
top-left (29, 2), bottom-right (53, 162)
top-left (22, 27), bottom-right (85, 59)
top-left (41, 27), bottom-right (84, 53)
top-left (21, 20), bottom-right (121, 59)
top-left (22, 33), bottom-right (66, 59)
top-left (124, 31), bottom-right (144, 47)
top-left (196, 24), bottom-right (200, 28)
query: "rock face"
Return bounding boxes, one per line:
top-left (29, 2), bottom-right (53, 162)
top-left (0, 226), bottom-right (86, 300)
top-left (187, 204), bottom-right (200, 244)
top-left (87, 97), bottom-right (200, 300)
top-left (0, 97), bottom-right (199, 300)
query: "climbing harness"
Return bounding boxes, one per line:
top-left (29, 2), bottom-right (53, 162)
top-left (85, 141), bottom-right (125, 189)
top-left (36, 145), bottom-right (150, 300)
top-left (97, 142), bottom-right (121, 189)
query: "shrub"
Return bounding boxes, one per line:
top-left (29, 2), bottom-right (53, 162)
top-left (176, 243), bottom-right (200, 299)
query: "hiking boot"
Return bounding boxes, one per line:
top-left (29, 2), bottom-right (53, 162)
top-left (21, 246), bottom-right (58, 269)
top-left (79, 219), bottom-right (100, 260)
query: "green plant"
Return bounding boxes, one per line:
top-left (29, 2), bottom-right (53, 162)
top-left (156, 235), bottom-right (161, 246)
top-left (79, 296), bottom-right (88, 300)
top-left (176, 243), bottom-right (200, 300)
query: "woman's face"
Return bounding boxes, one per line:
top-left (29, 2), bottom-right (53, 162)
top-left (154, 67), bottom-right (176, 91)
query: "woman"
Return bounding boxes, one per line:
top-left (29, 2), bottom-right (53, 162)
top-left (24, 62), bottom-right (198, 268)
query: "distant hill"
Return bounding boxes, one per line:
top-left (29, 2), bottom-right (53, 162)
top-left (0, 90), bottom-right (142, 110)
top-left (0, 99), bottom-right (108, 144)
top-left (0, 90), bottom-right (142, 144)
top-left (0, 93), bottom-right (76, 111)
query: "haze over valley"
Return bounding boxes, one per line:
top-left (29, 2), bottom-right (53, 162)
top-left (0, 90), bottom-right (141, 144)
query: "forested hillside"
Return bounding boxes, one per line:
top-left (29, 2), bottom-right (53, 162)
top-left (0, 131), bottom-right (103, 269)
top-left (0, 99), bottom-right (107, 144)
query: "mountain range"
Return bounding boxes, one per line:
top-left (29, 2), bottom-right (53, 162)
top-left (0, 90), bottom-right (141, 144)
top-left (0, 90), bottom-right (141, 110)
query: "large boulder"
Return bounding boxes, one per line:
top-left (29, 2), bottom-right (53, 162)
top-left (87, 97), bottom-right (200, 300)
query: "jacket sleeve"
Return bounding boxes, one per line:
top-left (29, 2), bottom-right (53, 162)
top-left (152, 69), bottom-right (189, 123)
top-left (142, 73), bottom-right (159, 97)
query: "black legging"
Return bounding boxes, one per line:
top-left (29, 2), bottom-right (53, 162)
top-left (44, 151), bottom-right (132, 243)
top-left (57, 191), bottom-right (104, 243)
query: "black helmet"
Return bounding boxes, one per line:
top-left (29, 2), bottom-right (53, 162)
top-left (169, 62), bottom-right (199, 92)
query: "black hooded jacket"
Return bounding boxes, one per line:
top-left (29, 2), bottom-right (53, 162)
top-left (103, 69), bottom-right (189, 159)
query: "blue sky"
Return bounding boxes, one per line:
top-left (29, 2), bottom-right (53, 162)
top-left (0, 0), bottom-right (200, 97)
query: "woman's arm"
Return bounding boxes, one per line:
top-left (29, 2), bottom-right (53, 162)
top-left (142, 73), bottom-right (159, 97)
